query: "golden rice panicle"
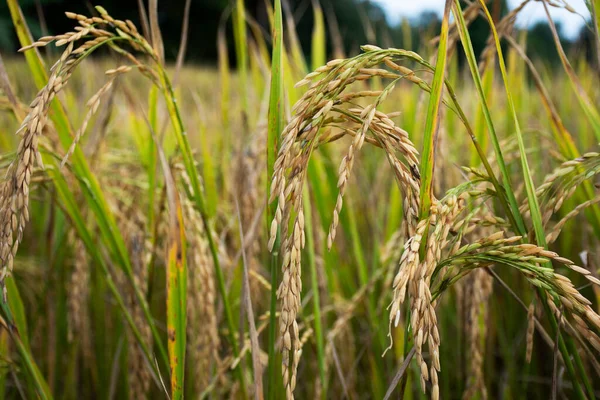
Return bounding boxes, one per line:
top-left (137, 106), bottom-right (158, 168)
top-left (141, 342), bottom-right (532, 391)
top-left (327, 103), bottom-right (376, 250)
top-left (268, 57), bottom-right (353, 252)
top-left (277, 206), bottom-right (304, 400)
top-left (61, 65), bottom-right (131, 167)
top-left (0, 42), bottom-right (77, 296)
top-left (2, 10), bottom-right (149, 295)
top-left (389, 218), bottom-right (427, 331)
top-left (267, 59), bottom-right (357, 400)
top-left (269, 55), bottom-right (429, 365)
top-left (523, 151), bottom-right (600, 227)
top-left (415, 198), bottom-right (461, 399)
top-left (448, 231), bottom-right (600, 355)
top-left (387, 195), bottom-right (465, 400)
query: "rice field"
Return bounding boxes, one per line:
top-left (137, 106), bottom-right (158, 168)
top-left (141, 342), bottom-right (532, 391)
top-left (0, 0), bottom-right (600, 399)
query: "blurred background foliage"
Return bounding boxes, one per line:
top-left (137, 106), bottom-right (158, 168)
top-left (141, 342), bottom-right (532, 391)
top-left (0, 0), bottom-right (595, 66)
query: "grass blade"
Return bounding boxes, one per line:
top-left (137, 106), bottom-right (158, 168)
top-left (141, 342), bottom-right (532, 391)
top-left (233, 0), bottom-right (249, 115)
top-left (282, 0), bottom-right (308, 75)
top-left (419, 0), bottom-right (451, 219)
top-left (590, 0), bottom-right (600, 76)
top-left (155, 128), bottom-right (187, 400)
top-left (311, 0), bottom-right (325, 71)
top-left (218, 10), bottom-right (232, 190)
top-left (451, 0), bottom-right (526, 235)
top-left (476, 0), bottom-right (541, 245)
top-left (503, 35), bottom-right (600, 240)
top-left (148, 0), bottom-right (165, 63)
top-left (173, 0), bottom-right (192, 86)
top-left (541, 0), bottom-right (600, 140)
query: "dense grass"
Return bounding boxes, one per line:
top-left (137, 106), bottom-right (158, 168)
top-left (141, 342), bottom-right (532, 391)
top-left (0, 0), bottom-right (600, 399)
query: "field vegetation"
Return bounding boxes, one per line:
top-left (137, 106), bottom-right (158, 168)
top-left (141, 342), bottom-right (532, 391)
top-left (0, 0), bottom-right (600, 399)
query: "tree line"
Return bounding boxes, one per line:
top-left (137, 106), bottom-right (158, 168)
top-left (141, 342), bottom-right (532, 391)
top-left (0, 0), bottom-right (596, 68)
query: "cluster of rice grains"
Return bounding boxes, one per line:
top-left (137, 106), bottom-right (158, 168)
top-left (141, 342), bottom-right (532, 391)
top-left (0, 52), bottom-right (57, 296)
top-left (388, 194), bottom-right (465, 400)
top-left (268, 49), bottom-right (422, 399)
top-left (387, 198), bottom-right (600, 399)
top-left (268, 46), bottom-right (600, 399)
top-left (0, 8), bottom-right (160, 296)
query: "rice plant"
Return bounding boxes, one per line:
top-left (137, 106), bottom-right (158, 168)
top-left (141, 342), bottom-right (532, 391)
top-left (0, 0), bottom-right (599, 399)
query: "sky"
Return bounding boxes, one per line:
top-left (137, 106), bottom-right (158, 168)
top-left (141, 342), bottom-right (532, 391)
top-left (373, 0), bottom-right (591, 39)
